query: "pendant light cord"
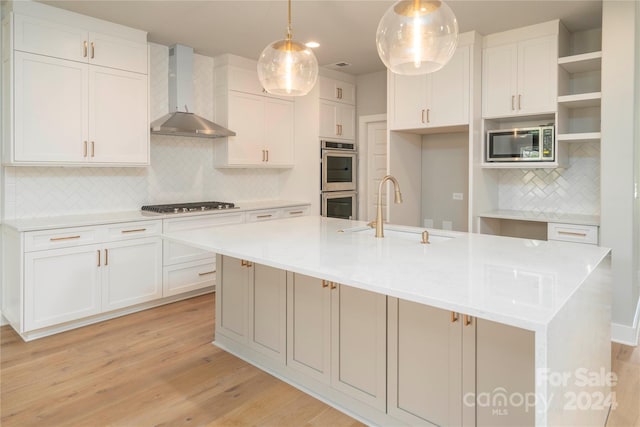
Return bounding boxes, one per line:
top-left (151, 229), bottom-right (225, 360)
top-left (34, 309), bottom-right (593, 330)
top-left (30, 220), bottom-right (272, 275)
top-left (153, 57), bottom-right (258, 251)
top-left (286, 0), bottom-right (292, 40)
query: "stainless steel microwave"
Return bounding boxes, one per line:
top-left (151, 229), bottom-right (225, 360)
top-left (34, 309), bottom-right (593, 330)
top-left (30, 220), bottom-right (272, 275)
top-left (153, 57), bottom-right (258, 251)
top-left (486, 125), bottom-right (555, 162)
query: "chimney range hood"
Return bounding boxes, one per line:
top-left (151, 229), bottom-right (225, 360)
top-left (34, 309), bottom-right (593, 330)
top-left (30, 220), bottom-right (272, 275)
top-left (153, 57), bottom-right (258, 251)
top-left (150, 44), bottom-right (235, 139)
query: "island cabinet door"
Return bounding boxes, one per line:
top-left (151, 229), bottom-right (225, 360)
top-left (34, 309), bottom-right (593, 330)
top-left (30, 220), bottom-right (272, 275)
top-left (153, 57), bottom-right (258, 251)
top-left (248, 263), bottom-right (287, 362)
top-left (286, 273), bottom-right (332, 383)
top-left (388, 298), bottom-right (464, 426)
top-left (475, 319), bottom-right (535, 427)
top-left (330, 284), bottom-right (387, 411)
top-left (216, 255), bottom-right (252, 343)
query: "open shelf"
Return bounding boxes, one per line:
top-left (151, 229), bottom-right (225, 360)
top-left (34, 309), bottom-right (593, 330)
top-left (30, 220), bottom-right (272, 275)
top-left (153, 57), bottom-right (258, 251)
top-left (558, 51), bottom-right (602, 74)
top-left (557, 92), bottom-right (601, 109)
top-left (556, 132), bottom-right (601, 143)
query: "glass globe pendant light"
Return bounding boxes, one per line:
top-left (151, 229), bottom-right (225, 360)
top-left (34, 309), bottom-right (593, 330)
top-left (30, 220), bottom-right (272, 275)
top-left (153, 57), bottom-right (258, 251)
top-left (257, 0), bottom-right (318, 96)
top-left (376, 0), bottom-right (459, 75)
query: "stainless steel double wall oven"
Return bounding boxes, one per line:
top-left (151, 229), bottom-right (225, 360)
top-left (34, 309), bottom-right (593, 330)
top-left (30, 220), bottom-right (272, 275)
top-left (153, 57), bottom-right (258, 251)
top-left (320, 140), bottom-right (357, 219)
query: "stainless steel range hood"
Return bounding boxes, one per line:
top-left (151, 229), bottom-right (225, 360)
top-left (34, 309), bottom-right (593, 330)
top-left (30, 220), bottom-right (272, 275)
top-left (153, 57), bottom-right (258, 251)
top-left (150, 44), bottom-right (235, 139)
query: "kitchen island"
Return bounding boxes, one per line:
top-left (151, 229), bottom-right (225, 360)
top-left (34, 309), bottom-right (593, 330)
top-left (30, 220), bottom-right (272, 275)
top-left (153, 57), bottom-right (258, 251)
top-left (163, 215), bottom-right (612, 427)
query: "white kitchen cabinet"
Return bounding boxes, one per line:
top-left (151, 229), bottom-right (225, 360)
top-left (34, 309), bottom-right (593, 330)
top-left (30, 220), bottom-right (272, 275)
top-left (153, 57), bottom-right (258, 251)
top-left (24, 244), bottom-right (102, 331)
top-left (319, 100), bottom-right (356, 141)
top-left (482, 35), bottom-right (557, 118)
top-left (287, 274), bottom-right (386, 408)
top-left (547, 222), bottom-right (599, 245)
top-left (102, 237), bottom-right (162, 311)
top-left (163, 259), bottom-right (216, 297)
top-left (213, 55), bottom-right (295, 168)
top-left (319, 76), bottom-right (356, 105)
top-left (388, 297), bottom-right (534, 426)
top-left (3, 4), bottom-right (149, 166)
top-left (13, 13), bottom-right (147, 74)
top-left (389, 45), bottom-right (470, 130)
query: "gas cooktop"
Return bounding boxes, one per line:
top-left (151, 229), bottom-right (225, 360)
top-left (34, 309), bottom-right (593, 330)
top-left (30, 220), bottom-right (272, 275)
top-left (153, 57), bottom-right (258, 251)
top-left (141, 201), bottom-right (237, 214)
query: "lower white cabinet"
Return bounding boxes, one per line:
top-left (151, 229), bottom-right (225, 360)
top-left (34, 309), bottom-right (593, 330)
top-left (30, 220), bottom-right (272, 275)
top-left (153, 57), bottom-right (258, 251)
top-left (547, 222), bottom-right (599, 245)
top-left (24, 244), bottom-right (102, 330)
top-left (102, 237), bottom-right (162, 311)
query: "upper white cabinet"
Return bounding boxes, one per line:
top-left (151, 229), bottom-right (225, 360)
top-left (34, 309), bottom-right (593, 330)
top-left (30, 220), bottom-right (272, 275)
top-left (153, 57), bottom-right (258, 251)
top-left (2, 2), bottom-right (149, 166)
top-left (482, 22), bottom-right (559, 118)
top-left (389, 44), bottom-right (470, 130)
top-left (214, 54), bottom-right (295, 168)
top-left (319, 101), bottom-right (356, 140)
top-left (319, 77), bottom-right (355, 105)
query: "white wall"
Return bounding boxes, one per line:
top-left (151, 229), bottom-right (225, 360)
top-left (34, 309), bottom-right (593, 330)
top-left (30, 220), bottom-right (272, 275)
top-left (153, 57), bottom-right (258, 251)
top-left (601, 0), bottom-right (639, 341)
top-left (356, 70), bottom-right (387, 117)
top-left (1, 43), bottom-right (281, 219)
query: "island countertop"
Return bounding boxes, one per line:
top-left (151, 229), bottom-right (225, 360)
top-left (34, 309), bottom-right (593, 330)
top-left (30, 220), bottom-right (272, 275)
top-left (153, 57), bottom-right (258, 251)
top-left (162, 215), bottom-right (610, 332)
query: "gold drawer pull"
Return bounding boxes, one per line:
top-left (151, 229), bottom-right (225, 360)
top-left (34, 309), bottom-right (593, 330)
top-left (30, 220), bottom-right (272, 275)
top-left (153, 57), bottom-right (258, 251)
top-left (121, 228), bottom-right (147, 234)
top-left (83, 141), bottom-right (88, 157)
top-left (90, 141), bottom-right (95, 157)
top-left (83, 41), bottom-right (88, 57)
top-left (90, 42), bottom-right (95, 59)
top-left (97, 249), bottom-right (101, 267)
top-left (50, 235), bottom-right (81, 242)
top-left (451, 312), bottom-right (458, 323)
top-left (198, 270), bottom-right (216, 276)
top-left (464, 315), bottom-right (472, 326)
top-left (558, 231), bottom-right (588, 237)
top-left (289, 211), bottom-right (304, 215)
top-left (256, 214), bottom-right (272, 219)
top-left (105, 248), bottom-right (109, 266)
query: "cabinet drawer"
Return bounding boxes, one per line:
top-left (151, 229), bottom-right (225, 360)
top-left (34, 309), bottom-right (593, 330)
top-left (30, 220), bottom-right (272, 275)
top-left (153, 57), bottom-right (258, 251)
top-left (282, 206), bottom-right (310, 218)
top-left (548, 223), bottom-right (598, 245)
top-left (163, 259), bottom-right (216, 297)
top-left (25, 226), bottom-right (101, 252)
top-left (105, 220), bottom-right (161, 241)
top-left (245, 209), bottom-right (282, 222)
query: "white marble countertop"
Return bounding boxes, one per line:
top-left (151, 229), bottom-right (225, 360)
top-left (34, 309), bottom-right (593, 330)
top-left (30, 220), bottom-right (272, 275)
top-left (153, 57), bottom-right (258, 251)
top-left (479, 209), bottom-right (600, 226)
top-left (163, 215), bottom-right (610, 332)
top-left (2, 200), bottom-right (311, 232)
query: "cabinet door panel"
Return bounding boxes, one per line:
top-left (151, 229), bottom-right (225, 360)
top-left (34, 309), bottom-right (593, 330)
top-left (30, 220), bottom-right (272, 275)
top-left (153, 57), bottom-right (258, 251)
top-left (388, 299), bottom-right (462, 426)
top-left (319, 101), bottom-right (338, 138)
top-left (102, 237), bottom-right (162, 311)
top-left (250, 264), bottom-right (287, 361)
top-left (337, 104), bottom-right (356, 140)
top-left (264, 98), bottom-right (294, 165)
top-left (217, 256), bottom-right (250, 342)
top-left (287, 273), bottom-right (331, 382)
top-left (89, 31), bottom-right (147, 74)
top-left (482, 44), bottom-right (518, 118)
top-left (14, 14), bottom-right (87, 62)
top-left (429, 46), bottom-right (470, 127)
top-left (517, 35), bottom-right (557, 115)
top-left (89, 66), bottom-right (149, 164)
top-left (331, 285), bottom-right (386, 410)
top-left (24, 245), bottom-right (101, 331)
top-left (14, 52), bottom-right (88, 162)
top-left (390, 73), bottom-right (427, 130)
top-left (163, 259), bottom-right (216, 297)
top-left (227, 92), bottom-right (264, 165)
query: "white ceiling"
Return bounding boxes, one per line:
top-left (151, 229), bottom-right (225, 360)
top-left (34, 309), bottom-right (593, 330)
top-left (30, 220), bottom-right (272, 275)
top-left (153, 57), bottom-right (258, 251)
top-left (40, 0), bottom-right (603, 76)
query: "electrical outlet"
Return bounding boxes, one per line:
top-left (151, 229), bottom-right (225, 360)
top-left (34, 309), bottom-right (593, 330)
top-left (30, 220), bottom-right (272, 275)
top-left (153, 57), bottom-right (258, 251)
top-left (442, 220), bottom-right (453, 230)
top-left (423, 219), bottom-right (433, 228)
top-left (453, 193), bottom-right (464, 201)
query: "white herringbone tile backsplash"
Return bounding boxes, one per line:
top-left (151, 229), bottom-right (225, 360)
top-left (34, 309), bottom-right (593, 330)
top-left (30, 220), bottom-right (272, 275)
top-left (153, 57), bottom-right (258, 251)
top-left (3, 43), bottom-right (279, 219)
top-left (498, 142), bottom-right (600, 215)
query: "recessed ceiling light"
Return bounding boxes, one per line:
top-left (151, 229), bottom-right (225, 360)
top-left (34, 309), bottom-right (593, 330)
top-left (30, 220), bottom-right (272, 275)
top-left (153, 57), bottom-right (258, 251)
top-left (305, 41), bottom-right (320, 48)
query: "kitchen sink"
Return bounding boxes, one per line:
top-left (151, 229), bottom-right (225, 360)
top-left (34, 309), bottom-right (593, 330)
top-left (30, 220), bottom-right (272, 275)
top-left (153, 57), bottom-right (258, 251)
top-left (341, 225), bottom-right (454, 243)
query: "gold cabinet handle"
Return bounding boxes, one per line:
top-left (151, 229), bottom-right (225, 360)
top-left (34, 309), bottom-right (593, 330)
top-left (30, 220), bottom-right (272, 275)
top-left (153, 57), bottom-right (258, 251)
top-left (322, 280), bottom-right (329, 288)
top-left (105, 248), bottom-right (108, 266)
top-left (451, 312), bottom-right (459, 323)
top-left (97, 249), bottom-right (101, 267)
top-left (121, 228), bottom-right (146, 234)
top-left (50, 235), bottom-right (81, 242)
top-left (246, 261), bottom-right (252, 267)
top-left (265, 149), bottom-right (269, 162)
top-left (464, 315), bottom-right (472, 326)
top-left (83, 41), bottom-right (88, 58)
top-left (558, 231), bottom-right (588, 237)
top-left (330, 282), bottom-right (337, 290)
top-left (198, 270), bottom-right (216, 276)
top-left (83, 141), bottom-right (88, 157)
top-left (91, 141), bottom-right (95, 157)
top-left (289, 211), bottom-right (304, 215)
top-left (421, 109), bottom-right (425, 123)
top-left (90, 42), bottom-right (95, 59)
top-left (511, 95), bottom-right (515, 111)
top-left (262, 149), bottom-right (266, 162)
top-left (241, 260), bottom-right (247, 266)
top-left (426, 108), bottom-right (430, 123)
top-left (518, 94), bottom-right (522, 110)
top-left (256, 214), bottom-right (272, 219)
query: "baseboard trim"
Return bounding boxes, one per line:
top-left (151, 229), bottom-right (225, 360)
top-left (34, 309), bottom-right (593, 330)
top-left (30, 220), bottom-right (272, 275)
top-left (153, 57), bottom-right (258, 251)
top-left (611, 299), bottom-right (640, 346)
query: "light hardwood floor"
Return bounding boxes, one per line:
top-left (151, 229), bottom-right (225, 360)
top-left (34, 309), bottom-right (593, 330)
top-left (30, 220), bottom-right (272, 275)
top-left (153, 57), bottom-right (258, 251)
top-left (1, 294), bottom-right (638, 426)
